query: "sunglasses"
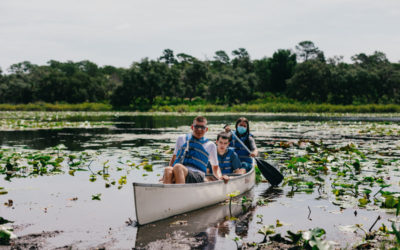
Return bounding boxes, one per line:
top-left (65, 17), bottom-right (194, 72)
top-left (193, 125), bottom-right (207, 130)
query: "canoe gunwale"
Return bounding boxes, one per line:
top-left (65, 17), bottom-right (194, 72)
top-left (133, 167), bottom-right (254, 188)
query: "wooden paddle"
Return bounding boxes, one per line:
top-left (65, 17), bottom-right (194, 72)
top-left (230, 130), bottom-right (283, 186)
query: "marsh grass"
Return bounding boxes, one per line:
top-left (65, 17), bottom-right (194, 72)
top-left (150, 103), bottom-right (400, 113)
top-left (1, 101), bottom-right (400, 113)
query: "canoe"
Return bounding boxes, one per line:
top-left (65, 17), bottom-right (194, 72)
top-left (133, 167), bottom-right (255, 225)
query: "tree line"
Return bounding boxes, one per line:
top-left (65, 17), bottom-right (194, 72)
top-left (1, 41), bottom-right (399, 108)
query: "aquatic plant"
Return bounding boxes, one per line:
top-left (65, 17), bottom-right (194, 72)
top-left (92, 193), bottom-right (102, 200)
top-left (0, 217), bottom-right (15, 245)
top-left (0, 187), bottom-right (7, 195)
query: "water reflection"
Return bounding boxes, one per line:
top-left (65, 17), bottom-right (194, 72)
top-left (135, 190), bottom-right (254, 249)
top-left (0, 128), bottom-right (171, 151)
top-left (259, 186), bottom-right (284, 202)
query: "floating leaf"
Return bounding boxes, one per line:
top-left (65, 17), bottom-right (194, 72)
top-left (383, 195), bottom-right (397, 208)
top-left (286, 230), bottom-right (302, 244)
top-left (92, 193), bottom-right (101, 200)
top-left (118, 176), bottom-right (127, 185)
top-left (258, 225), bottom-right (275, 236)
top-left (379, 223), bottom-right (388, 233)
top-left (89, 175), bottom-right (97, 182)
top-left (143, 164), bottom-right (153, 172)
top-left (0, 217), bottom-right (13, 225)
top-left (358, 198), bottom-right (369, 207)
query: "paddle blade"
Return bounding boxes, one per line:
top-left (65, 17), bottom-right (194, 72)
top-left (255, 158), bottom-right (283, 186)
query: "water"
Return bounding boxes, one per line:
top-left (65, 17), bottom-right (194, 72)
top-left (1, 112), bottom-right (400, 249)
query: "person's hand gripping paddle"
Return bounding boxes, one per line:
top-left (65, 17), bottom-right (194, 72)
top-left (229, 128), bottom-right (283, 186)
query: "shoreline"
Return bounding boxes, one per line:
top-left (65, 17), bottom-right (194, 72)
top-left (1, 102), bottom-right (400, 114)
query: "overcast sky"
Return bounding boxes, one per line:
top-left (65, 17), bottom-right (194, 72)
top-left (1, 0), bottom-right (399, 71)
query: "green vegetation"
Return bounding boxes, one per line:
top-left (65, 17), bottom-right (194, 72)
top-left (2, 101), bottom-right (400, 113)
top-left (239, 223), bottom-right (400, 249)
top-left (0, 217), bottom-right (15, 245)
top-left (1, 41), bottom-right (400, 112)
top-left (0, 147), bottom-right (132, 191)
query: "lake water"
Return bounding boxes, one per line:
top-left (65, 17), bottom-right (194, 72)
top-left (1, 112), bottom-right (400, 249)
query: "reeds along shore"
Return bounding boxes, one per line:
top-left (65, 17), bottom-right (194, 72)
top-left (1, 101), bottom-right (400, 113)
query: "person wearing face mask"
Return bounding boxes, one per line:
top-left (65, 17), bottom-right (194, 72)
top-left (225, 117), bottom-right (258, 172)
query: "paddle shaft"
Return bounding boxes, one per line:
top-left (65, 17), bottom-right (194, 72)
top-left (230, 130), bottom-right (254, 156)
top-left (230, 128), bottom-right (284, 186)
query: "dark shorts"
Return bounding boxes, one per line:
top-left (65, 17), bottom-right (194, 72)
top-left (185, 169), bottom-right (205, 183)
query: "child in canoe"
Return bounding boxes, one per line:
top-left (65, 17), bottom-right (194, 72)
top-left (207, 132), bottom-right (246, 175)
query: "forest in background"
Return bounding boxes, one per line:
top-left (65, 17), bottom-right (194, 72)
top-left (1, 41), bottom-right (400, 111)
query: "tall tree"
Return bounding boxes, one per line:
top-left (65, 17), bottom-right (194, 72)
top-left (286, 60), bottom-right (330, 102)
top-left (208, 67), bottom-right (256, 104)
top-left (159, 49), bottom-right (177, 66)
top-left (5, 61), bottom-right (37, 103)
top-left (327, 63), bottom-right (356, 104)
top-left (295, 41), bottom-right (322, 62)
top-left (176, 53), bottom-right (196, 64)
top-left (181, 59), bottom-right (208, 100)
top-left (211, 50), bottom-right (230, 72)
top-left (100, 65), bottom-right (124, 99)
top-left (351, 51), bottom-right (389, 68)
top-left (253, 57), bottom-right (271, 92)
top-left (269, 49), bottom-right (297, 92)
top-left (231, 48), bottom-right (253, 73)
top-left (214, 50), bottom-right (230, 64)
top-left (161, 64), bottom-right (182, 100)
top-left (111, 67), bottom-right (140, 107)
top-left (135, 59), bottom-right (168, 105)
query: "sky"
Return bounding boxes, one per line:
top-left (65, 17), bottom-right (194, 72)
top-left (1, 0), bottom-right (399, 71)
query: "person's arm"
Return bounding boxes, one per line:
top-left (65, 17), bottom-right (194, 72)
top-left (231, 152), bottom-right (246, 174)
top-left (211, 165), bottom-right (222, 179)
top-left (212, 165), bottom-right (229, 183)
top-left (224, 124), bottom-right (231, 132)
top-left (248, 137), bottom-right (258, 157)
top-left (208, 142), bottom-right (229, 183)
top-left (169, 135), bottom-right (183, 166)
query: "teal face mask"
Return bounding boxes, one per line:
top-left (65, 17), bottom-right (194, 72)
top-left (237, 126), bottom-right (247, 134)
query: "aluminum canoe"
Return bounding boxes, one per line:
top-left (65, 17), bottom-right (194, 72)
top-left (133, 167), bottom-right (255, 225)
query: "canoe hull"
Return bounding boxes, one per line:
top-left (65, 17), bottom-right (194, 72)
top-left (133, 167), bottom-right (255, 225)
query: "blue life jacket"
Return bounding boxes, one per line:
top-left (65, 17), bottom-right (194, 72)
top-left (174, 134), bottom-right (209, 173)
top-left (218, 148), bottom-right (236, 174)
top-left (230, 131), bottom-right (253, 164)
